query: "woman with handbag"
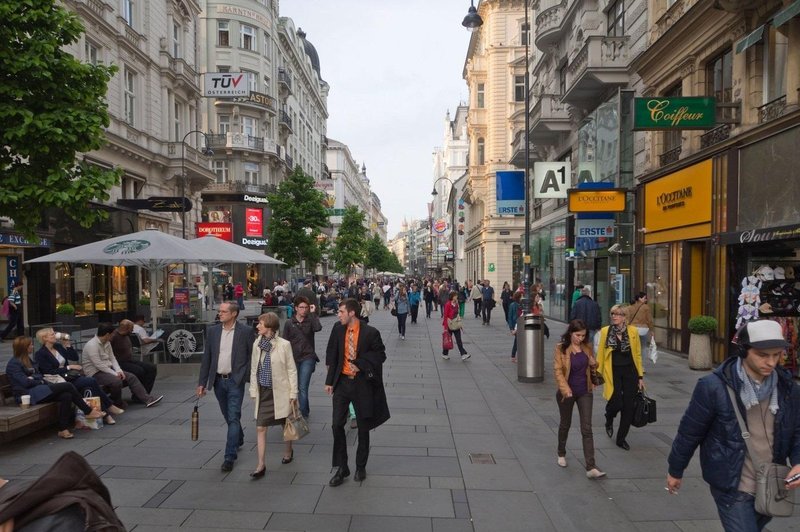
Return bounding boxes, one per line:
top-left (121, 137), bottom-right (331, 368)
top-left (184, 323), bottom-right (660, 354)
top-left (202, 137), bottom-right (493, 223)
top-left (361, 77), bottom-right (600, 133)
top-left (34, 328), bottom-right (121, 425)
top-left (508, 291), bottom-right (522, 362)
top-left (442, 291), bottom-right (469, 361)
top-left (553, 320), bottom-right (606, 479)
top-left (393, 285), bottom-right (409, 340)
top-left (501, 282), bottom-right (512, 323)
top-left (626, 292), bottom-right (654, 355)
top-left (5, 337), bottom-right (103, 439)
top-left (596, 305), bottom-right (644, 451)
top-left (249, 312), bottom-right (298, 478)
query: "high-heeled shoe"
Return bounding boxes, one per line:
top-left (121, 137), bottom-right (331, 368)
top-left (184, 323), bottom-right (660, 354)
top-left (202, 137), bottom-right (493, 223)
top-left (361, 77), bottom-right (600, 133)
top-left (85, 409), bottom-right (103, 419)
top-left (250, 467), bottom-right (266, 479)
top-left (281, 450), bottom-right (294, 464)
top-left (57, 430), bottom-right (74, 439)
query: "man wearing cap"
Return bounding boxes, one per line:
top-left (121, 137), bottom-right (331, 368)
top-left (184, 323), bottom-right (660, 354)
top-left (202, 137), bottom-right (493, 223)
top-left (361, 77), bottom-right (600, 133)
top-left (666, 320), bottom-right (800, 530)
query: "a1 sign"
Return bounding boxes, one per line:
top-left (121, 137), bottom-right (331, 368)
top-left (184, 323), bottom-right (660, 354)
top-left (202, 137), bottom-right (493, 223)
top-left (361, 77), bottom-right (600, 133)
top-left (534, 162), bottom-right (571, 198)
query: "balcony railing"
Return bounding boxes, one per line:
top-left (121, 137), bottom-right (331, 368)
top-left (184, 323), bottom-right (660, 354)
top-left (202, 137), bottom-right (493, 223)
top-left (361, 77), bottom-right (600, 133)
top-left (758, 95), bottom-right (786, 123)
top-left (659, 146), bottom-right (682, 167)
top-left (700, 124), bottom-right (732, 149)
top-left (534, 1), bottom-right (565, 50)
top-left (279, 110), bottom-right (293, 132)
top-left (204, 132), bottom-right (278, 156)
top-left (206, 181), bottom-right (276, 195)
top-left (278, 68), bottom-right (292, 92)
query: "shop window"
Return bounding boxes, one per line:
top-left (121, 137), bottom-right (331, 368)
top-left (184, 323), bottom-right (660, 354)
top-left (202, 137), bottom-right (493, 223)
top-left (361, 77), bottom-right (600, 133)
top-left (644, 243), bottom-right (676, 347)
top-left (111, 266), bottom-right (127, 312)
top-left (55, 263), bottom-right (71, 308)
top-left (73, 265), bottom-right (93, 316)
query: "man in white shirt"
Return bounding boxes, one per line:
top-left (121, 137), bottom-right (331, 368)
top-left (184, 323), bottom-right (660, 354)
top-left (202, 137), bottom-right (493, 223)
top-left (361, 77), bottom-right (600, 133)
top-left (132, 315), bottom-right (163, 356)
top-left (82, 323), bottom-right (163, 409)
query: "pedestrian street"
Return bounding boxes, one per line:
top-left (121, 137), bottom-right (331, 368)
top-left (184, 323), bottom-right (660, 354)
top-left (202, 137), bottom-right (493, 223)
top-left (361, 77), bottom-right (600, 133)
top-left (1, 308), bottom-right (799, 531)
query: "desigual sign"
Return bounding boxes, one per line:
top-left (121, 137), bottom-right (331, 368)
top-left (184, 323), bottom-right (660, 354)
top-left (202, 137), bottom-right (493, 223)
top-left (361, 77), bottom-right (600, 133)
top-left (243, 194), bottom-right (268, 204)
top-left (633, 97), bottom-right (716, 130)
top-left (241, 237), bottom-right (268, 248)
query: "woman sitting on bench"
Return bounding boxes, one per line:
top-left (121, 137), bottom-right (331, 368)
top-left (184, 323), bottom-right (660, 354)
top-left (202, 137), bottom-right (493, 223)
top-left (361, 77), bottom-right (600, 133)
top-left (5, 337), bottom-right (103, 439)
top-left (34, 328), bottom-right (122, 425)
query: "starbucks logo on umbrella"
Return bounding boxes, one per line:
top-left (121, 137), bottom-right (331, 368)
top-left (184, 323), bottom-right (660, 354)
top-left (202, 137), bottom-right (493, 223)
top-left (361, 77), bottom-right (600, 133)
top-left (103, 239), bottom-right (151, 255)
top-left (167, 329), bottom-right (197, 360)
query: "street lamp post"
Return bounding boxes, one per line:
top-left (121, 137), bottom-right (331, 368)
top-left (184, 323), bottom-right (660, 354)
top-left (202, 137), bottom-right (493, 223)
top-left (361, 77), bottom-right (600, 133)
top-left (461, 1), bottom-right (531, 312)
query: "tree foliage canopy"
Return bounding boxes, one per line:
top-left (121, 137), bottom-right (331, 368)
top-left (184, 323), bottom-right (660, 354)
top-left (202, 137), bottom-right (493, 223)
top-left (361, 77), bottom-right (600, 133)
top-left (0, 0), bottom-right (120, 237)
top-left (364, 233), bottom-right (403, 273)
top-left (330, 206), bottom-right (367, 275)
top-left (266, 167), bottom-right (329, 268)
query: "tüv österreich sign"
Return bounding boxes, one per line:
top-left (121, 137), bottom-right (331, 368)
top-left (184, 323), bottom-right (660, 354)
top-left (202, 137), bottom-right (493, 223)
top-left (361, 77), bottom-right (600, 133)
top-left (633, 97), bottom-right (716, 130)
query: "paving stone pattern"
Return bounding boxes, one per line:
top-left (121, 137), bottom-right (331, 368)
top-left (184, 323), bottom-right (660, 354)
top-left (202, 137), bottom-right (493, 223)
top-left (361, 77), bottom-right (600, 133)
top-left (1, 306), bottom-right (798, 531)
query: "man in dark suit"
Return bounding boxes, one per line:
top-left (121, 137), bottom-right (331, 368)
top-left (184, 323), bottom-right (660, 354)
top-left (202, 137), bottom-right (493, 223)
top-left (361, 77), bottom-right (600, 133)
top-left (197, 301), bottom-right (256, 472)
top-left (325, 298), bottom-right (390, 486)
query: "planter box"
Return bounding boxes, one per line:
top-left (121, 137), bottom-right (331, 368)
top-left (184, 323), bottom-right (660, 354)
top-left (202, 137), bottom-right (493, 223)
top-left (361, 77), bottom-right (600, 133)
top-left (688, 333), bottom-right (713, 370)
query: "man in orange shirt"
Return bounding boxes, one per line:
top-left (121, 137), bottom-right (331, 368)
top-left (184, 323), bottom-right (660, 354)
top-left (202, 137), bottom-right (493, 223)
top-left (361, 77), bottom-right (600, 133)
top-left (325, 298), bottom-right (390, 486)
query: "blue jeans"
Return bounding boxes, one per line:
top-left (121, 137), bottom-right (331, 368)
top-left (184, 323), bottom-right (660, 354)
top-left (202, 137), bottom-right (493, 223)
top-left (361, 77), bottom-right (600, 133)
top-left (213, 376), bottom-right (245, 462)
top-left (296, 357), bottom-right (316, 418)
top-left (710, 487), bottom-right (771, 532)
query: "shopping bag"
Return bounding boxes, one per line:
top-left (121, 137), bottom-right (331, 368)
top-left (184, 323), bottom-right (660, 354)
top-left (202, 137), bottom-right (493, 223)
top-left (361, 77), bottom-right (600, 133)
top-left (649, 337), bottom-right (658, 364)
top-left (442, 330), bottom-right (453, 351)
top-left (632, 390), bottom-right (656, 428)
top-left (283, 402), bottom-right (310, 441)
top-left (77, 391), bottom-right (103, 430)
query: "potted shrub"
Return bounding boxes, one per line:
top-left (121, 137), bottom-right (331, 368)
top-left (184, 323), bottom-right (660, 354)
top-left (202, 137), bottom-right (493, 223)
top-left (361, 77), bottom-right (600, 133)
top-left (56, 303), bottom-right (76, 328)
top-left (688, 315), bottom-right (717, 370)
top-left (137, 297), bottom-right (151, 321)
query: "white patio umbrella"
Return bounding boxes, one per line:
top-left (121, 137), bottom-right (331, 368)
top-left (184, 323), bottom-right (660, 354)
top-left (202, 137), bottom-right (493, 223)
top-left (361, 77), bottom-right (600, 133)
top-left (25, 229), bottom-right (209, 326)
top-left (184, 235), bottom-right (285, 309)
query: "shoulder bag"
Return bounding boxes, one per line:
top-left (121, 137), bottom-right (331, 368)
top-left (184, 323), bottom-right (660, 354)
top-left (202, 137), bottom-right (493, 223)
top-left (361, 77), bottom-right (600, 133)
top-left (726, 386), bottom-right (794, 517)
top-left (283, 402), bottom-right (310, 441)
top-left (632, 389), bottom-right (657, 427)
top-left (447, 316), bottom-right (462, 331)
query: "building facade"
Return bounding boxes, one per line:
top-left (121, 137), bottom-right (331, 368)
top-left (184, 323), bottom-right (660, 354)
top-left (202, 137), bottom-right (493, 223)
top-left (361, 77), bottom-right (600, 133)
top-left (462, 0), bottom-right (528, 289)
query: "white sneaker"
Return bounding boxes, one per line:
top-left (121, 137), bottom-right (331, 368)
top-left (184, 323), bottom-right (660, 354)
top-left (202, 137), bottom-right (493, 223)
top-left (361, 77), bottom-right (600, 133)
top-left (146, 395), bottom-right (164, 408)
top-left (441, 354), bottom-right (450, 360)
top-left (586, 468), bottom-right (606, 479)
top-left (401, 335), bottom-right (405, 340)
top-left (557, 456), bottom-right (567, 467)
top-left (461, 353), bottom-right (471, 361)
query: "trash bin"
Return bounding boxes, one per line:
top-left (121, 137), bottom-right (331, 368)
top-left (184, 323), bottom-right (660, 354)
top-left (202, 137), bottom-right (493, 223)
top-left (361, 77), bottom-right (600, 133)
top-left (518, 313), bottom-right (545, 383)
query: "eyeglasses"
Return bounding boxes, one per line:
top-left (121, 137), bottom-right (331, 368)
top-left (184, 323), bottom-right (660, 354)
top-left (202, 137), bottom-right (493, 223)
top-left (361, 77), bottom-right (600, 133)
top-left (610, 312), bottom-right (625, 317)
top-left (296, 305), bottom-right (309, 309)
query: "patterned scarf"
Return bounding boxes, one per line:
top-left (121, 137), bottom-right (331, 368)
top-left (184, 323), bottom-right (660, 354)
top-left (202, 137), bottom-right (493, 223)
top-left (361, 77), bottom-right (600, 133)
top-left (605, 324), bottom-right (631, 353)
top-left (257, 335), bottom-right (273, 388)
top-left (736, 357), bottom-right (778, 414)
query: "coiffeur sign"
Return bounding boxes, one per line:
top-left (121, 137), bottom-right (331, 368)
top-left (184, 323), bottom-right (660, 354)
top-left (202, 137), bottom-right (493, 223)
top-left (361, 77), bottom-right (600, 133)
top-left (197, 223), bottom-right (233, 242)
top-left (633, 97), bottom-right (716, 130)
top-left (567, 189), bottom-right (626, 213)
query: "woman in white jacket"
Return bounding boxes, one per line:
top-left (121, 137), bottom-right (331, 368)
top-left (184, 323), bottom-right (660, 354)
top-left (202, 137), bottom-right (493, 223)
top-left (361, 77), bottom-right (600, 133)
top-left (249, 312), bottom-right (298, 479)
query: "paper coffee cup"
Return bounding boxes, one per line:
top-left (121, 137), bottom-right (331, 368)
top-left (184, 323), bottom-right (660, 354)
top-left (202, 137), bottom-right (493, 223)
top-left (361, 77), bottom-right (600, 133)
top-left (20, 395), bottom-right (31, 408)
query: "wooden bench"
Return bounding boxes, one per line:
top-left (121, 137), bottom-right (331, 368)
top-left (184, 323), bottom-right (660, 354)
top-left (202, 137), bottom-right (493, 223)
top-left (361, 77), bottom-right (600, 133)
top-left (0, 373), bottom-right (59, 443)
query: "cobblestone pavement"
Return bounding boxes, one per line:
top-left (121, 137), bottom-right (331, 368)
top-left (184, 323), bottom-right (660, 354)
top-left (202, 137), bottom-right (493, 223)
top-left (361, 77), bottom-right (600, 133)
top-left (1, 307), bottom-right (798, 531)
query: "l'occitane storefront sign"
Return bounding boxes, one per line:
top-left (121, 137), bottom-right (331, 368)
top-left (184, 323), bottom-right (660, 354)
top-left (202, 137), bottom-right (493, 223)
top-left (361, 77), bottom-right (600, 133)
top-left (634, 97), bottom-right (716, 130)
top-left (644, 160), bottom-right (712, 244)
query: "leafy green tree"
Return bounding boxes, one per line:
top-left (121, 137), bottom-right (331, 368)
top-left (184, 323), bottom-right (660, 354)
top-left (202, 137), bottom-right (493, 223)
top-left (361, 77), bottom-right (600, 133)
top-left (0, 0), bottom-right (120, 237)
top-left (330, 206), bottom-right (367, 275)
top-left (364, 233), bottom-right (388, 272)
top-left (266, 167), bottom-right (329, 269)
top-left (384, 252), bottom-right (404, 273)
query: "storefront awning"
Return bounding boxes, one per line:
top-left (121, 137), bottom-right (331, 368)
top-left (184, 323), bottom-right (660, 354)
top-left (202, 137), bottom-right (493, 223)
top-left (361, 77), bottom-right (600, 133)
top-left (735, 25), bottom-right (765, 54)
top-left (717, 223), bottom-right (800, 245)
top-left (774, 0), bottom-right (800, 28)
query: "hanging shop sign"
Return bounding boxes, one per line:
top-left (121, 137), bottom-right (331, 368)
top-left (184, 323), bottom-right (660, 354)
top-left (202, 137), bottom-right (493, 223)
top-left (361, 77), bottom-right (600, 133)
top-left (534, 162), bottom-right (571, 199)
top-left (567, 189), bottom-right (626, 213)
top-left (643, 159), bottom-right (712, 244)
top-left (576, 219), bottom-right (615, 238)
top-left (496, 170), bottom-right (525, 214)
top-left (633, 97), bottom-right (716, 130)
top-left (117, 197), bottom-right (192, 212)
top-left (718, 223), bottom-right (800, 246)
top-left (433, 219), bottom-right (448, 234)
top-left (245, 208), bottom-right (263, 237)
top-left (196, 223), bottom-right (233, 241)
top-left (203, 72), bottom-right (248, 97)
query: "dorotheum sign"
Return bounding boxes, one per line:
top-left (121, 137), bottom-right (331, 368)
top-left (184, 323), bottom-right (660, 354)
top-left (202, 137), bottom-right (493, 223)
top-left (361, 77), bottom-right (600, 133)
top-left (633, 97), bottom-right (716, 130)
top-left (567, 189), bottom-right (627, 213)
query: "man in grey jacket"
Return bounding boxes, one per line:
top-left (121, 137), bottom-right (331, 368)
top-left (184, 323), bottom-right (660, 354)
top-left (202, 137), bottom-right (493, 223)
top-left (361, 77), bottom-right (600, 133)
top-left (197, 302), bottom-right (256, 472)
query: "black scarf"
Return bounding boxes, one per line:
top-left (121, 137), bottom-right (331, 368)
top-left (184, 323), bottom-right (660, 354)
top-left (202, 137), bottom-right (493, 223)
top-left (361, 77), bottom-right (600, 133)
top-left (606, 324), bottom-right (631, 352)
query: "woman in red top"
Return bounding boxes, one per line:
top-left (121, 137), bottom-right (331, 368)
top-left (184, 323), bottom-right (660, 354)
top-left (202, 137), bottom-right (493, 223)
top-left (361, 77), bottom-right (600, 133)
top-left (442, 291), bottom-right (469, 361)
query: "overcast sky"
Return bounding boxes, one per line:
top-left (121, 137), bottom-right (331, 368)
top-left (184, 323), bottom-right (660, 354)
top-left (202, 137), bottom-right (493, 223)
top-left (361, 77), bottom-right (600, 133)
top-left (279, 0), bottom-right (473, 238)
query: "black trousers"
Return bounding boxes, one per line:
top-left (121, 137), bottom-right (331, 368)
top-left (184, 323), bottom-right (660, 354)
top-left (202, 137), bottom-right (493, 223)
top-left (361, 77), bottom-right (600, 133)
top-left (482, 302), bottom-right (493, 324)
top-left (0, 308), bottom-right (23, 339)
top-left (331, 377), bottom-right (370, 469)
top-left (473, 299), bottom-right (482, 317)
top-left (120, 360), bottom-right (157, 394)
top-left (42, 382), bottom-right (92, 431)
top-left (410, 304), bottom-right (419, 323)
top-left (443, 329), bottom-right (466, 356)
top-left (425, 300), bottom-right (432, 318)
top-left (605, 364), bottom-right (638, 444)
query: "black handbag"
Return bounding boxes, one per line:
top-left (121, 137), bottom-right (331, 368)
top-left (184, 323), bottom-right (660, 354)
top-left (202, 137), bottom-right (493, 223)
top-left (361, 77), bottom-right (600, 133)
top-left (65, 369), bottom-right (82, 382)
top-left (632, 390), bottom-right (657, 427)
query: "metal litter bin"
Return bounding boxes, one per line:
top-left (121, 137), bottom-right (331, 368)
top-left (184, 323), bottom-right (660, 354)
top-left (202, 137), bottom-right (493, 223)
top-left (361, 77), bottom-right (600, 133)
top-left (518, 313), bottom-right (544, 383)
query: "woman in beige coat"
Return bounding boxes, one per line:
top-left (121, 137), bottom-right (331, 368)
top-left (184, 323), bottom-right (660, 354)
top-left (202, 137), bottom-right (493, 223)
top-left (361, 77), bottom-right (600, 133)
top-left (626, 291), bottom-right (654, 352)
top-left (249, 312), bottom-right (298, 478)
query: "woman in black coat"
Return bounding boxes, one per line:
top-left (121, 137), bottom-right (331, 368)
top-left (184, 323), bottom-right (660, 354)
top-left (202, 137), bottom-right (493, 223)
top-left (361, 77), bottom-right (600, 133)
top-left (6, 337), bottom-right (103, 439)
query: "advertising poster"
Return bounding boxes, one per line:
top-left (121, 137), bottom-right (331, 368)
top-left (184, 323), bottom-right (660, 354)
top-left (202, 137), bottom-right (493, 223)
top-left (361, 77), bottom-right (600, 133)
top-left (245, 208), bottom-right (263, 237)
top-left (495, 170), bottom-right (525, 215)
top-left (173, 288), bottom-right (190, 315)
